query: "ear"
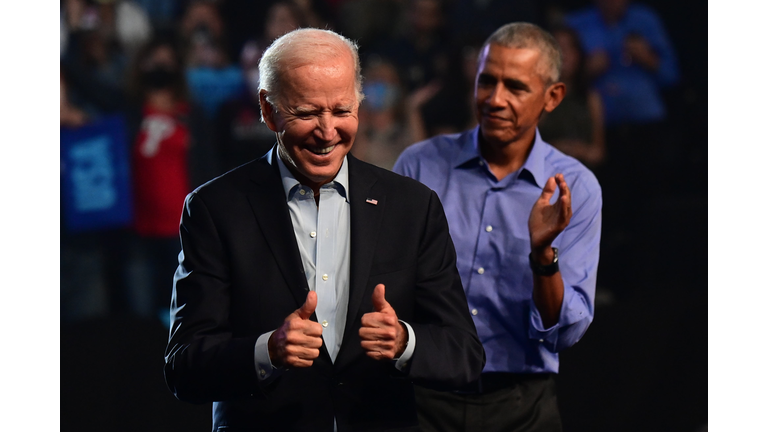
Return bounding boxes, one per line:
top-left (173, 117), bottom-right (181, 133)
top-left (258, 89), bottom-right (281, 132)
top-left (543, 82), bottom-right (566, 113)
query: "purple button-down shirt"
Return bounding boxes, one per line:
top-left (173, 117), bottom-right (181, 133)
top-left (394, 127), bottom-right (602, 374)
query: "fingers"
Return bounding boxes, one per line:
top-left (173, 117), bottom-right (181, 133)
top-left (539, 176), bottom-right (557, 203)
top-left (361, 343), bottom-right (397, 360)
top-left (271, 318), bottom-right (324, 368)
top-left (554, 173), bottom-right (569, 200)
top-left (271, 292), bottom-right (323, 368)
top-left (282, 320), bottom-right (324, 366)
top-left (371, 284), bottom-right (390, 313)
top-left (361, 311), bottom-right (399, 329)
top-left (359, 316), bottom-right (401, 360)
top-left (529, 174), bottom-right (572, 250)
top-left (360, 286), bottom-right (405, 361)
top-left (554, 173), bottom-right (573, 221)
top-left (296, 290), bottom-right (317, 320)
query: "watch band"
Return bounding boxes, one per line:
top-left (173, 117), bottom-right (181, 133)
top-left (529, 247), bottom-right (559, 276)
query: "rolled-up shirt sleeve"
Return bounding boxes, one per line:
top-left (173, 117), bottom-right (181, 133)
top-left (528, 184), bottom-right (602, 353)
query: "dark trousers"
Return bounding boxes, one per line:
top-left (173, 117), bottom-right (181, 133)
top-left (415, 373), bottom-right (562, 432)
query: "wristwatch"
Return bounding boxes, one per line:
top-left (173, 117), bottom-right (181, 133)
top-left (529, 247), bottom-right (559, 276)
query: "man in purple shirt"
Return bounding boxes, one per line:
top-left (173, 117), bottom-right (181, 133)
top-left (394, 22), bottom-right (602, 431)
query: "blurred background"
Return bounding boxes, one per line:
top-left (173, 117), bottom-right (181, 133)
top-left (59, 0), bottom-right (707, 430)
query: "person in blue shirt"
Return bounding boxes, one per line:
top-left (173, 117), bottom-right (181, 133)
top-left (564, 0), bottom-right (679, 293)
top-left (394, 22), bottom-right (602, 432)
top-left (564, 0), bottom-right (679, 126)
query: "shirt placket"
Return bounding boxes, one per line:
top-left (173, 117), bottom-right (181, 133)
top-left (315, 185), bottom-right (339, 361)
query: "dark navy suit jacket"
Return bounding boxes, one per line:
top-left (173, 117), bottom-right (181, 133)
top-left (164, 152), bottom-right (485, 432)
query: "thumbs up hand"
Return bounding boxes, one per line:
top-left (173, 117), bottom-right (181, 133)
top-left (359, 284), bottom-right (407, 361)
top-left (268, 291), bottom-right (324, 368)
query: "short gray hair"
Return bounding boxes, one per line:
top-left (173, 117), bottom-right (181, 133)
top-left (258, 28), bottom-right (364, 116)
top-left (481, 22), bottom-right (562, 85)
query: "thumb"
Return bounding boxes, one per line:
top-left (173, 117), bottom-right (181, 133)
top-left (297, 290), bottom-right (317, 320)
top-left (372, 284), bottom-right (389, 312)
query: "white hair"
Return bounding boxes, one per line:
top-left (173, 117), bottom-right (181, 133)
top-left (258, 28), bottom-right (364, 120)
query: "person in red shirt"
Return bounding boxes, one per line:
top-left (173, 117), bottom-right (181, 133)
top-left (126, 35), bottom-right (218, 324)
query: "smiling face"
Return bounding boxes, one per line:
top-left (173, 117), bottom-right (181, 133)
top-left (260, 50), bottom-right (359, 191)
top-left (474, 43), bottom-right (564, 150)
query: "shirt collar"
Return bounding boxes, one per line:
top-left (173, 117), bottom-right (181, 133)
top-left (521, 128), bottom-right (551, 189)
top-left (268, 145), bottom-right (350, 202)
top-left (456, 126), bottom-right (551, 189)
top-left (452, 127), bottom-right (483, 168)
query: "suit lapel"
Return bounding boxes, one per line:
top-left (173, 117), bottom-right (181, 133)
top-left (337, 156), bottom-right (386, 366)
top-left (246, 155), bottom-right (311, 309)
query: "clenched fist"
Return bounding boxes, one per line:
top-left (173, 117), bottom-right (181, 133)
top-left (268, 291), bottom-right (324, 368)
top-left (359, 284), bottom-right (407, 361)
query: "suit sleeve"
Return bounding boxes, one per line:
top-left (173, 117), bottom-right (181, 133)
top-left (407, 190), bottom-right (486, 390)
top-left (163, 191), bottom-right (262, 403)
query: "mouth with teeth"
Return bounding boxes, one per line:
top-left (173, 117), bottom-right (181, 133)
top-left (308, 145), bottom-right (336, 155)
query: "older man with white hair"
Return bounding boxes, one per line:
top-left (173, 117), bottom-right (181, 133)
top-left (163, 28), bottom-right (485, 431)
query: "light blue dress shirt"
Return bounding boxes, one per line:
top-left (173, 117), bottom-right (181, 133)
top-left (394, 127), bottom-right (601, 374)
top-left (254, 148), bottom-right (415, 382)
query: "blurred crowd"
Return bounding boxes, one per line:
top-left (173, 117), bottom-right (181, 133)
top-left (60, 0), bottom-right (685, 324)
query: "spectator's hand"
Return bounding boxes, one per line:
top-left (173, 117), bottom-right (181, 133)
top-left (268, 291), bottom-right (324, 368)
top-left (585, 50), bottom-right (610, 78)
top-left (406, 81), bottom-right (442, 110)
top-left (528, 174), bottom-right (572, 257)
top-left (360, 284), bottom-right (407, 361)
top-left (623, 34), bottom-right (659, 71)
top-left (60, 104), bottom-right (87, 128)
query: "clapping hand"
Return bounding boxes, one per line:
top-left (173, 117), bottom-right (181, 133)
top-left (528, 174), bottom-right (572, 258)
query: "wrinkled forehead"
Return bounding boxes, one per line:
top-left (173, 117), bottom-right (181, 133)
top-left (477, 43), bottom-right (552, 83)
top-left (279, 60), bottom-right (359, 107)
top-left (280, 45), bottom-right (356, 86)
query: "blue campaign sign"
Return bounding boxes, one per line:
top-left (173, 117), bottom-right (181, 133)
top-left (61, 115), bottom-right (133, 232)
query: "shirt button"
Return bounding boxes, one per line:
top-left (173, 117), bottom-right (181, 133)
top-left (478, 161), bottom-right (484, 166)
top-left (322, 320), bottom-right (328, 328)
top-left (485, 225), bottom-right (493, 233)
top-left (310, 231), bottom-right (317, 238)
top-left (322, 274), bottom-right (328, 281)
top-left (539, 339), bottom-right (544, 343)
top-left (299, 189), bottom-right (306, 196)
top-left (471, 309), bottom-right (478, 316)
top-left (259, 369), bottom-right (266, 377)
top-left (477, 267), bottom-right (485, 275)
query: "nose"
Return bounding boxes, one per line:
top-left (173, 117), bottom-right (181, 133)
top-left (314, 113), bottom-right (338, 143)
top-left (487, 83), bottom-right (506, 108)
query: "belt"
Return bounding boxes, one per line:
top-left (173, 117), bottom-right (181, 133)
top-left (453, 372), bottom-right (551, 395)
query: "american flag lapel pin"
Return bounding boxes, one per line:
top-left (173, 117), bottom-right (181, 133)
top-left (365, 198), bottom-right (378, 205)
